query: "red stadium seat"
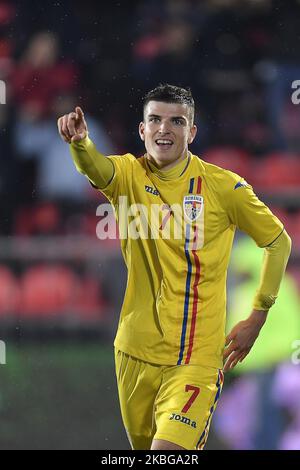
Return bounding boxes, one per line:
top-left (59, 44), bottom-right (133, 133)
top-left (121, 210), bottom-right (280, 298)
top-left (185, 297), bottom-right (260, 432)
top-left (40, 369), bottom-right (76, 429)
top-left (80, 213), bottom-right (101, 236)
top-left (20, 264), bottom-right (80, 317)
top-left (76, 276), bottom-right (106, 320)
top-left (252, 153), bottom-right (300, 190)
top-left (204, 146), bottom-right (252, 180)
top-left (0, 265), bottom-right (20, 314)
top-left (267, 208), bottom-right (300, 250)
top-left (268, 207), bottom-right (293, 234)
top-left (19, 265), bottom-right (107, 321)
top-left (33, 203), bottom-right (60, 234)
top-left (288, 211), bottom-right (300, 248)
top-left (15, 203), bottom-right (60, 236)
top-left (287, 266), bottom-right (300, 295)
top-left (14, 206), bottom-right (34, 235)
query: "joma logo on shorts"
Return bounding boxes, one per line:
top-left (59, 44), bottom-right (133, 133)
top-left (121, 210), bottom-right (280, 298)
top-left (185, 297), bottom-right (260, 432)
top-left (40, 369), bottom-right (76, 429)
top-left (169, 413), bottom-right (197, 429)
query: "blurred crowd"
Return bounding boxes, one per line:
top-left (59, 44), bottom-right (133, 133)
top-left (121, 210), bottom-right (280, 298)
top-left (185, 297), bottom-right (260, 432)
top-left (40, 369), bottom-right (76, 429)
top-left (0, 0), bottom-right (299, 449)
top-left (0, 0), bottom-right (299, 224)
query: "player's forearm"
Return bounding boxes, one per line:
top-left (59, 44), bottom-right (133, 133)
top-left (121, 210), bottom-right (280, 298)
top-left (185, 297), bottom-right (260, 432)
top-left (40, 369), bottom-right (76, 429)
top-left (69, 135), bottom-right (114, 189)
top-left (252, 229), bottom-right (292, 311)
top-left (247, 308), bottom-right (269, 329)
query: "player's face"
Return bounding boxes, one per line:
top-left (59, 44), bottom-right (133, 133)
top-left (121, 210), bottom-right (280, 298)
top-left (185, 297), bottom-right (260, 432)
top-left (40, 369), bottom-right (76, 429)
top-left (139, 101), bottom-right (197, 169)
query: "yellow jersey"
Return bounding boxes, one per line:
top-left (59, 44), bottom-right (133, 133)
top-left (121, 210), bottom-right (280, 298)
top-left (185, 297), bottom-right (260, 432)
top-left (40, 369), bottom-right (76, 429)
top-left (95, 150), bottom-right (283, 368)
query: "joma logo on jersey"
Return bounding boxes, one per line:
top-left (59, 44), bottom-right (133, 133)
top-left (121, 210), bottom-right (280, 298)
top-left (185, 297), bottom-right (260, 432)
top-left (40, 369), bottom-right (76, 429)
top-left (169, 413), bottom-right (197, 429)
top-left (145, 185), bottom-right (160, 196)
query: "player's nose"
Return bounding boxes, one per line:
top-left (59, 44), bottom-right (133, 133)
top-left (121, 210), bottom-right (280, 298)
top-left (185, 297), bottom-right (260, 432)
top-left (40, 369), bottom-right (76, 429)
top-left (158, 119), bottom-right (171, 133)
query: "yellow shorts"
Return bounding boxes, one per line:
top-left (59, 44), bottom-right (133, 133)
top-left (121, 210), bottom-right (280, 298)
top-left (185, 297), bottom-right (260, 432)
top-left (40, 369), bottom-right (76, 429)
top-left (115, 349), bottom-right (224, 450)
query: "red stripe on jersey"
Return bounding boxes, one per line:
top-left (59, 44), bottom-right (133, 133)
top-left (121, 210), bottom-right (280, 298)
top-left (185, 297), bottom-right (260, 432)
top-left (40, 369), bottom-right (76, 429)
top-left (219, 369), bottom-right (224, 385)
top-left (185, 225), bottom-right (201, 364)
top-left (159, 204), bottom-right (172, 230)
top-left (197, 176), bottom-right (202, 194)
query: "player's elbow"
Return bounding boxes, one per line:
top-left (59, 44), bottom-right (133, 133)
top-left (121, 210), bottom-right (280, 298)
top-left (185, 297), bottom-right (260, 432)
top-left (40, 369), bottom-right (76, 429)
top-left (282, 229), bottom-right (292, 257)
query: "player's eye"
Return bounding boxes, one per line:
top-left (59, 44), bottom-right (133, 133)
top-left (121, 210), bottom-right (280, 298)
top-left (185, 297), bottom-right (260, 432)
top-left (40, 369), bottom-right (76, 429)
top-left (149, 117), bottom-right (160, 123)
top-left (173, 118), bottom-right (185, 125)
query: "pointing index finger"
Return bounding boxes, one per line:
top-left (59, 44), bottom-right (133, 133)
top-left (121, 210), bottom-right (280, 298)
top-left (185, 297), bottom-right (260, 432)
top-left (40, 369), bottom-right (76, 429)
top-left (75, 106), bottom-right (84, 119)
top-left (67, 112), bottom-right (77, 136)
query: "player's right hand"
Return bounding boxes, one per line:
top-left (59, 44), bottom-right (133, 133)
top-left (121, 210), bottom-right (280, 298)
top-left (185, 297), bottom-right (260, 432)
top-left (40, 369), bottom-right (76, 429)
top-left (57, 106), bottom-right (88, 143)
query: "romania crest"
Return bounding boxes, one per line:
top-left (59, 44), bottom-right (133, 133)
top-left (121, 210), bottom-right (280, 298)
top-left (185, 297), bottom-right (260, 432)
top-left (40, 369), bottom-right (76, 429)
top-left (183, 195), bottom-right (204, 223)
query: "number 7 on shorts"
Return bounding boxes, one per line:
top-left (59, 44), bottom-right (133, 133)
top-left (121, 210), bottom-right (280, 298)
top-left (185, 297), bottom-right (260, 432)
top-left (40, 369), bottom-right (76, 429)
top-left (181, 385), bottom-right (200, 413)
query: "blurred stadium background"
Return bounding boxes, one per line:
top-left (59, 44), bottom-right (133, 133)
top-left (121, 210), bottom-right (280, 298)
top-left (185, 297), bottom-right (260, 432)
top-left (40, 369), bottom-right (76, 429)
top-left (0, 0), bottom-right (300, 449)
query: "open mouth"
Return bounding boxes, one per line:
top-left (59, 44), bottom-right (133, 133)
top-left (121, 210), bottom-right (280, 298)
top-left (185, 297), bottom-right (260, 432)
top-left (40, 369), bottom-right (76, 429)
top-left (155, 139), bottom-right (174, 148)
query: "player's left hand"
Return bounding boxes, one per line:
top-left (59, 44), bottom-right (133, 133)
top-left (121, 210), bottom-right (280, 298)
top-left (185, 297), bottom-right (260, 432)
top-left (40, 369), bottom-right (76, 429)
top-left (223, 309), bottom-right (268, 372)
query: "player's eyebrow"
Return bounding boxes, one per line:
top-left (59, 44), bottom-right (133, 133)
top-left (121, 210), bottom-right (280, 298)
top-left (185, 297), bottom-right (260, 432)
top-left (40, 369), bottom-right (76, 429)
top-left (148, 114), bottom-right (187, 121)
top-left (172, 116), bottom-right (187, 120)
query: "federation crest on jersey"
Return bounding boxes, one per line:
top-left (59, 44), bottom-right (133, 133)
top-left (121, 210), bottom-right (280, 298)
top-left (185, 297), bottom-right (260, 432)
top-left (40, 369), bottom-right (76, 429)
top-left (183, 195), bottom-right (204, 222)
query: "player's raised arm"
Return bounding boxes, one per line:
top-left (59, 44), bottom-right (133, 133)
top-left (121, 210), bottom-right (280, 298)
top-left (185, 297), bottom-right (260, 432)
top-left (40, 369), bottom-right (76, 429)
top-left (57, 106), bottom-right (114, 189)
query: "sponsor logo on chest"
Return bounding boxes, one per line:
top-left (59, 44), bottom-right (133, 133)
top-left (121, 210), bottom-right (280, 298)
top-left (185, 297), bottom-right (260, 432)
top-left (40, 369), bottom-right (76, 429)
top-left (145, 185), bottom-right (160, 196)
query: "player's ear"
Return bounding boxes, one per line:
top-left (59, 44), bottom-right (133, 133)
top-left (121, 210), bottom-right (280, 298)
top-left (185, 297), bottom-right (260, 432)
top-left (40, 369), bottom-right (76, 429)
top-left (139, 121), bottom-right (145, 141)
top-left (188, 124), bottom-right (197, 144)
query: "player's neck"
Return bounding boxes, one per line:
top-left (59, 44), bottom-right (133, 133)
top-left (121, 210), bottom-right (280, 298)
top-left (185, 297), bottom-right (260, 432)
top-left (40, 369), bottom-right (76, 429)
top-left (146, 152), bottom-right (190, 181)
top-left (146, 151), bottom-right (188, 172)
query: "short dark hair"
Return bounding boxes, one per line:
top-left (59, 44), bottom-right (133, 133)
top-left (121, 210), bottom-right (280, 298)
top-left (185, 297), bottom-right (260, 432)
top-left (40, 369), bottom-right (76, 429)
top-left (143, 83), bottom-right (195, 124)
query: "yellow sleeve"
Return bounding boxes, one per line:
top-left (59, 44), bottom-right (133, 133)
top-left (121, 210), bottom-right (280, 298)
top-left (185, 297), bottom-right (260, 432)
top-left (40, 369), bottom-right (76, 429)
top-left (253, 229), bottom-right (292, 310)
top-left (225, 175), bottom-right (284, 247)
top-left (69, 136), bottom-right (114, 189)
top-left (69, 136), bottom-right (133, 203)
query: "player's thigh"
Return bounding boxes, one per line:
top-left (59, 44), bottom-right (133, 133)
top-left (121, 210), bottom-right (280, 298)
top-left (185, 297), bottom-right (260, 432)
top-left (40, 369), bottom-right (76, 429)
top-left (154, 364), bottom-right (224, 450)
top-left (114, 349), bottom-right (162, 449)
